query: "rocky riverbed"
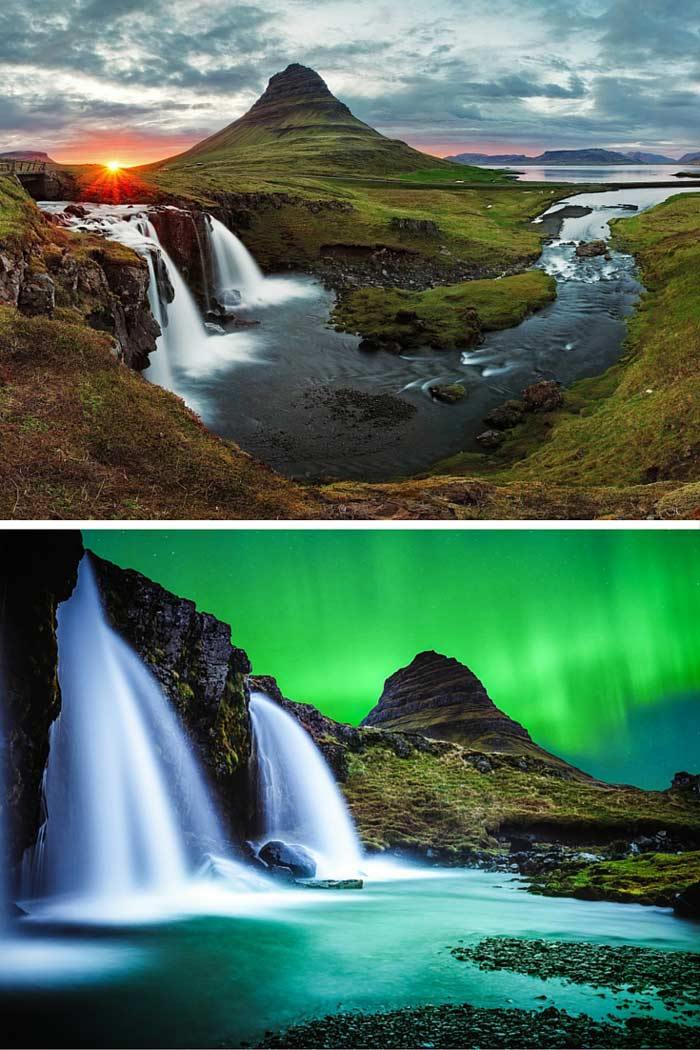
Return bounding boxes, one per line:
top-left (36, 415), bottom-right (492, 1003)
top-left (255, 1002), bottom-right (699, 1049)
top-left (451, 937), bottom-right (700, 1013)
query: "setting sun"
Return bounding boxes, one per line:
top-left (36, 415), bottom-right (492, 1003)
top-left (105, 160), bottom-right (121, 172)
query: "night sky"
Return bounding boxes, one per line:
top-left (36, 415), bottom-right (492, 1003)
top-left (84, 529), bottom-right (700, 790)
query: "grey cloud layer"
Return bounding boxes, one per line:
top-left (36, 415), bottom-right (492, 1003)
top-left (0, 0), bottom-right (698, 154)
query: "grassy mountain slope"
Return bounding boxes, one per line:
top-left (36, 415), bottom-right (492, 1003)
top-left (154, 63), bottom-right (495, 181)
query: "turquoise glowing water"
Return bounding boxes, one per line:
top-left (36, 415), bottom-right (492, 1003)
top-left (1, 869), bottom-right (696, 1048)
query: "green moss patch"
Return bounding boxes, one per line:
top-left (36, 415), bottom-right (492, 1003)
top-left (333, 270), bottom-right (556, 350)
top-left (527, 850), bottom-right (700, 906)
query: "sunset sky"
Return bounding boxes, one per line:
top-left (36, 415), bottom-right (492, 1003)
top-left (1, 0), bottom-right (698, 166)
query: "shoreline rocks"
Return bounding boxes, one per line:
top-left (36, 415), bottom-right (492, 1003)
top-left (255, 1001), bottom-right (700, 1049)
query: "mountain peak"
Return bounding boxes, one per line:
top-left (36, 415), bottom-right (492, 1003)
top-left (166, 62), bottom-right (457, 175)
top-left (251, 64), bottom-right (335, 107)
top-left (245, 62), bottom-right (354, 124)
top-left (362, 650), bottom-right (582, 772)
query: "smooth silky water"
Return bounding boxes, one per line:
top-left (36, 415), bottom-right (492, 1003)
top-left (249, 691), bottom-right (363, 878)
top-left (40, 184), bottom-right (700, 481)
top-left (1, 870), bottom-right (698, 1048)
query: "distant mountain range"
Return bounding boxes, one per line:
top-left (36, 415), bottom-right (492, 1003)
top-left (446, 147), bottom-right (700, 166)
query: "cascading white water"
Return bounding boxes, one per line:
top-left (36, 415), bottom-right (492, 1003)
top-left (23, 556), bottom-right (227, 904)
top-left (209, 216), bottom-right (267, 307)
top-left (249, 691), bottom-right (363, 879)
top-left (0, 719), bottom-right (7, 929)
top-left (138, 219), bottom-right (211, 378)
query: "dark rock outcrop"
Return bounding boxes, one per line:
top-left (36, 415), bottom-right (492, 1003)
top-left (671, 771), bottom-right (700, 797)
top-left (476, 428), bottom-right (504, 449)
top-left (521, 380), bottom-right (564, 412)
top-left (361, 650), bottom-right (583, 772)
top-left (0, 531), bottom-right (84, 864)
top-left (575, 239), bottom-right (609, 259)
top-left (149, 207), bottom-right (215, 311)
top-left (17, 272), bottom-right (55, 317)
top-left (91, 554), bottom-right (252, 828)
top-left (259, 840), bottom-right (317, 879)
top-left (484, 399), bottom-right (525, 429)
top-left (94, 252), bottom-right (161, 369)
top-left (674, 880), bottom-right (700, 917)
top-left (389, 217), bottom-right (440, 238)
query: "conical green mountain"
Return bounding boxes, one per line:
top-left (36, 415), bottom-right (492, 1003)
top-left (164, 63), bottom-right (459, 175)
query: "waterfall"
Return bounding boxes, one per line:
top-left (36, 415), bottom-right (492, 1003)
top-left (0, 719), bottom-right (7, 929)
top-left (249, 692), bottom-right (363, 878)
top-left (23, 556), bottom-right (227, 904)
top-left (139, 219), bottom-right (210, 379)
top-left (209, 216), bottom-right (267, 307)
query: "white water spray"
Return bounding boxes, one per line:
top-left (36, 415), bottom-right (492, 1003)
top-left (209, 217), bottom-right (267, 307)
top-left (137, 219), bottom-right (211, 379)
top-left (249, 692), bottom-right (363, 878)
top-left (23, 557), bottom-right (227, 905)
top-left (208, 216), bottom-right (313, 308)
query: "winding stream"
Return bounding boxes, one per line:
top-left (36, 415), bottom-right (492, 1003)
top-left (41, 185), bottom-right (699, 482)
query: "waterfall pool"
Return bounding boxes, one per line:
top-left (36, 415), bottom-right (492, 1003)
top-left (1, 867), bottom-right (697, 1048)
top-left (40, 186), bottom-right (700, 482)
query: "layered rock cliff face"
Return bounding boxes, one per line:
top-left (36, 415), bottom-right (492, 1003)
top-left (149, 207), bottom-right (214, 312)
top-left (92, 555), bottom-right (252, 828)
top-left (0, 531), bottom-right (83, 862)
top-left (361, 650), bottom-right (584, 773)
top-left (0, 183), bottom-right (160, 369)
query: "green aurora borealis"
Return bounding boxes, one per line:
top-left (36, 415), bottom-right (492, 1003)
top-left (84, 529), bottom-right (700, 788)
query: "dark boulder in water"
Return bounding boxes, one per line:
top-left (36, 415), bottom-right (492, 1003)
top-left (673, 880), bottom-right (700, 917)
top-left (429, 383), bottom-right (465, 404)
top-left (484, 399), bottom-right (525, 429)
top-left (259, 840), bottom-right (317, 879)
top-left (575, 239), bottom-right (609, 259)
top-left (296, 878), bottom-right (363, 889)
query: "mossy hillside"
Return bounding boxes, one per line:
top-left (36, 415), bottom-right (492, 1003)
top-left (479, 194), bottom-right (700, 492)
top-left (341, 743), bottom-right (700, 856)
top-left (0, 306), bottom-right (324, 520)
top-left (0, 176), bottom-right (42, 249)
top-left (333, 271), bottom-right (556, 350)
top-left (143, 170), bottom-right (568, 274)
top-left (527, 850), bottom-right (700, 906)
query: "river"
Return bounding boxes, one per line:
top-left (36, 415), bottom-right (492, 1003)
top-left (483, 164), bottom-right (700, 184)
top-left (40, 183), bottom-right (700, 482)
top-left (1, 867), bottom-right (697, 1048)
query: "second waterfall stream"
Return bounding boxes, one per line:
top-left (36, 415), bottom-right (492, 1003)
top-left (249, 691), bottom-right (364, 879)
